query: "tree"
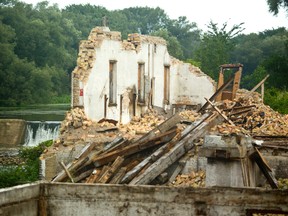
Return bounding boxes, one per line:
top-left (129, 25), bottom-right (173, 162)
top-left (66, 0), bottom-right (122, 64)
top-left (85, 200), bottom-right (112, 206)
top-left (166, 16), bottom-right (201, 59)
top-left (151, 28), bottom-right (183, 59)
top-left (121, 7), bottom-right (168, 35)
top-left (195, 21), bottom-right (245, 79)
top-left (266, 0), bottom-right (288, 15)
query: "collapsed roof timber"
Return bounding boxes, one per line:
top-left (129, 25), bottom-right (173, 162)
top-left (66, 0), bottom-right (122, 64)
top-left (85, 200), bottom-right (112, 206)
top-left (39, 26), bottom-right (287, 213)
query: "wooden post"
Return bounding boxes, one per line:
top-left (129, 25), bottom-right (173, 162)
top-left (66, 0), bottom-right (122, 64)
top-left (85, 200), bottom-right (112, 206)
top-left (198, 76), bottom-right (234, 113)
top-left (104, 94), bottom-right (107, 119)
top-left (261, 83), bottom-right (265, 101)
top-left (216, 70), bottom-right (225, 101)
top-left (249, 75), bottom-right (270, 94)
top-left (60, 161), bottom-right (74, 183)
top-left (232, 68), bottom-right (242, 99)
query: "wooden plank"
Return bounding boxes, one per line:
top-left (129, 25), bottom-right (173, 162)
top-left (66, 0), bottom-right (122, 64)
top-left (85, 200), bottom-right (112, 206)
top-left (120, 142), bottom-right (171, 184)
top-left (85, 169), bottom-right (101, 183)
top-left (198, 76), bottom-right (234, 113)
top-left (120, 114), bottom-right (210, 184)
top-left (93, 128), bottom-right (177, 167)
top-left (109, 167), bottom-right (127, 184)
top-left (249, 147), bottom-right (278, 189)
top-left (205, 98), bottom-right (235, 126)
top-left (129, 113), bottom-right (221, 185)
top-left (228, 108), bottom-right (253, 117)
top-left (52, 137), bottom-right (126, 182)
top-left (97, 156), bottom-right (125, 183)
top-left (74, 142), bottom-right (96, 160)
top-left (249, 75), bottom-right (270, 94)
top-left (60, 161), bottom-right (74, 183)
top-left (73, 168), bottom-right (94, 183)
top-left (168, 163), bottom-right (184, 184)
top-left (223, 105), bottom-right (256, 112)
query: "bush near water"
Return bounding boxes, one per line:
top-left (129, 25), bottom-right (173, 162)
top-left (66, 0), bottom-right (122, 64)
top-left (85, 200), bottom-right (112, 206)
top-left (0, 140), bottom-right (53, 188)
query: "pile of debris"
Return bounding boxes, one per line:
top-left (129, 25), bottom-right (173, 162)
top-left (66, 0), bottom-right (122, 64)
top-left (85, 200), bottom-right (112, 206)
top-left (49, 109), bottom-right (221, 185)
top-left (169, 170), bottom-right (206, 188)
top-left (43, 87), bottom-right (288, 187)
top-left (210, 90), bottom-right (288, 136)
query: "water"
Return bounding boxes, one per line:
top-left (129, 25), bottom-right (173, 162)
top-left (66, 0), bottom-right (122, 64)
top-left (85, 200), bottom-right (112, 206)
top-left (0, 104), bottom-right (69, 147)
top-left (24, 121), bottom-right (61, 146)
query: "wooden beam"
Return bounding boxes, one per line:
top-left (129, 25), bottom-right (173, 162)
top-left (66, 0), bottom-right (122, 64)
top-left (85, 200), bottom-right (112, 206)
top-left (205, 98), bottom-right (235, 126)
top-left (198, 76), bottom-right (234, 113)
top-left (98, 156), bottom-right (125, 184)
top-left (109, 167), bottom-right (127, 184)
top-left (249, 147), bottom-right (278, 189)
top-left (134, 113), bottom-right (181, 144)
top-left (93, 128), bottom-right (177, 167)
top-left (60, 161), bottom-right (74, 183)
top-left (129, 113), bottom-right (221, 185)
top-left (249, 75), bottom-right (270, 93)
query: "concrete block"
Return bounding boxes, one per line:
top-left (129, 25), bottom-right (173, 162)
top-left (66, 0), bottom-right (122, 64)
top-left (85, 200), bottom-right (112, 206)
top-left (0, 119), bottom-right (26, 146)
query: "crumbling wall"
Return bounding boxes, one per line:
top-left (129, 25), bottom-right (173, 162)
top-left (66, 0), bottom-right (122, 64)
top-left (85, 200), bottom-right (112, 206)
top-left (72, 27), bottom-right (121, 107)
top-left (170, 57), bottom-right (216, 107)
top-left (71, 26), bottom-right (215, 124)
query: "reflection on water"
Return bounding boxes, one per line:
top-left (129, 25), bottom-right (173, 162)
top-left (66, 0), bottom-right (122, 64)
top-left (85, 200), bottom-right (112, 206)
top-left (0, 104), bottom-right (69, 146)
top-left (0, 104), bottom-right (70, 121)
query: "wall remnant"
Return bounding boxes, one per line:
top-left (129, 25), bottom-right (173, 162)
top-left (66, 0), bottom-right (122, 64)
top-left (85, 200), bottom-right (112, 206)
top-left (71, 26), bottom-right (215, 124)
top-left (0, 119), bottom-right (26, 146)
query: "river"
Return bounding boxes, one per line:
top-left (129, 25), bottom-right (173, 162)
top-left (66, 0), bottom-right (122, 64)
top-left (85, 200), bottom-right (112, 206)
top-left (0, 104), bottom-right (70, 146)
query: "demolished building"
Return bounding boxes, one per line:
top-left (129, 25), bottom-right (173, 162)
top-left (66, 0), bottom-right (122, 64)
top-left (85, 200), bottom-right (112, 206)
top-left (1, 27), bottom-right (288, 215)
top-left (72, 27), bottom-right (215, 124)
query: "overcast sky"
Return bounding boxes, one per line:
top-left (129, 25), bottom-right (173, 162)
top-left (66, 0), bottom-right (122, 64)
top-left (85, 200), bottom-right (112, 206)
top-left (21, 0), bottom-right (287, 34)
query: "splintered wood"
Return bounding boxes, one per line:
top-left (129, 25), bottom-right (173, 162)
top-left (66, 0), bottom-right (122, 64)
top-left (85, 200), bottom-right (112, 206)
top-left (45, 88), bottom-right (287, 187)
top-left (210, 89), bottom-right (288, 136)
top-left (49, 109), bottom-right (221, 186)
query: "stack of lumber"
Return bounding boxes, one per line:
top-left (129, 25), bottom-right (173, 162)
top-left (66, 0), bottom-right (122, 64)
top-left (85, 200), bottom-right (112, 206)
top-left (51, 112), bottom-right (222, 186)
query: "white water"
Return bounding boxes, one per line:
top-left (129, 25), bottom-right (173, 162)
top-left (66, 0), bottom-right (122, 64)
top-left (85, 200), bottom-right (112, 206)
top-left (24, 121), bottom-right (60, 146)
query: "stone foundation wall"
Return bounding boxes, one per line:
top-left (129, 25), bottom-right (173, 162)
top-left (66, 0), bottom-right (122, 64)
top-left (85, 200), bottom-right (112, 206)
top-left (0, 119), bottom-right (26, 146)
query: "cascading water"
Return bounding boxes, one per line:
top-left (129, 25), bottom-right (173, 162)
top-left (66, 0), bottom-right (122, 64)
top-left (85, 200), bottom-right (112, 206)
top-left (24, 121), bottom-right (61, 146)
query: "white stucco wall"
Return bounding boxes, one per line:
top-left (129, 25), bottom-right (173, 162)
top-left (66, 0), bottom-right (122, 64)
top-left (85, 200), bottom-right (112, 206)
top-left (170, 62), bottom-right (215, 106)
top-left (75, 27), bottom-right (215, 124)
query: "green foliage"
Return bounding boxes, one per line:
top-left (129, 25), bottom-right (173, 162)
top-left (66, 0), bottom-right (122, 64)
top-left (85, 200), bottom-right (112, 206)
top-left (0, 0), bottom-right (287, 107)
top-left (0, 140), bottom-right (53, 188)
top-left (151, 28), bottom-right (184, 59)
top-left (185, 59), bottom-right (201, 68)
top-left (266, 0), bottom-right (288, 15)
top-left (50, 94), bottom-right (71, 103)
top-left (165, 16), bottom-right (201, 59)
top-left (265, 88), bottom-right (288, 114)
top-left (242, 66), bottom-right (268, 90)
top-left (195, 21), bottom-right (245, 79)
